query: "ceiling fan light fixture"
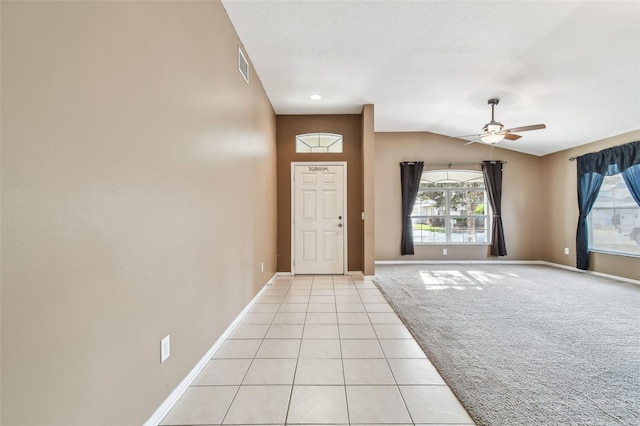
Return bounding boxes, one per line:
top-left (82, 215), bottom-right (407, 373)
top-left (481, 120), bottom-right (505, 143)
top-left (481, 133), bottom-right (505, 144)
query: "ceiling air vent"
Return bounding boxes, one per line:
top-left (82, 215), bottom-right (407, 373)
top-left (238, 47), bottom-right (249, 84)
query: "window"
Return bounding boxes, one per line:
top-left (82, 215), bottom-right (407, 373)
top-left (296, 133), bottom-right (343, 153)
top-left (411, 170), bottom-right (489, 244)
top-left (589, 174), bottom-right (640, 256)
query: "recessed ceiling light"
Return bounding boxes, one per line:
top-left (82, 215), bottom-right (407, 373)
top-left (310, 94), bottom-right (322, 100)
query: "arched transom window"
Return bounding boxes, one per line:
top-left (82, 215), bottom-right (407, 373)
top-left (295, 133), bottom-right (343, 153)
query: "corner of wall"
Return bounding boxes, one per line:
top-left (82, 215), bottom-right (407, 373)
top-left (362, 105), bottom-right (376, 276)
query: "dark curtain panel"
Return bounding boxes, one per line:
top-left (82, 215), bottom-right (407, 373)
top-left (621, 164), bottom-right (640, 206)
top-left (576, 172), bottom-right (605, 270)
top-left (482, 161), bottom-right (507, 256)
top-left (576, 141), bottom-right (640, 270)
top-left (400, 161), bottom-right (424, 255)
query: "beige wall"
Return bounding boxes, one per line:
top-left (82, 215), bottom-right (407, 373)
top-left (1, 2), bottom-right (276, 425)
top-left (375, 132), bottom-right (544, 261)
top-left (276, 115), bottom-right (364, 273)
top-left (540, 130), bottom-right (640, 281)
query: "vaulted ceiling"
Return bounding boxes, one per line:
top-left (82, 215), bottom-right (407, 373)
top-left (222, 0), bottom-right (640, 156)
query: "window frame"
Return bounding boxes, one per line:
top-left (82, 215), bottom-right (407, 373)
top-left (587, 173), bottom-right (640, 258)
top-left (411, 169), bottom-right (491, 245)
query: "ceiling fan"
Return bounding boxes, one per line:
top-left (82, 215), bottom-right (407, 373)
top-left (461, 98), bottom-right (546, 145)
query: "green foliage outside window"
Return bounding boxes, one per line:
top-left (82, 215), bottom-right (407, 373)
top-left (412, 170), bottom-right (489, 244)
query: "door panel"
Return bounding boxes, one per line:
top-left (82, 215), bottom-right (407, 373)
top-left (303, 191), bottom-right (316, 219)
top-left (323, 232), bottom-right (337, 261)
top-left (293, 164), bottom-right (345, 274)
top-left (323, 191), bottom-right (337, 219)
top-left (302, 231), bottom-right (316, 261)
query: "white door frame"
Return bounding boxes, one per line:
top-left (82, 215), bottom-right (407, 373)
top-left (291, 161), bottom-right (348, 275)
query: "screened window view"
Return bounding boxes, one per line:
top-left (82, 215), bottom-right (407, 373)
top-left (589, 173), bottom-right (640, 256)
top-left (411, 170), bottom-right (489, 244)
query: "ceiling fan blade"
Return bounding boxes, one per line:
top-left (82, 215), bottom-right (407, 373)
top-left (464, 138), bottom-right (483, 145)
top-left (503, 133), bottom-right (522, 141)
top-left (454, 133), bottom-right (484, 139)
top-left (504, 124), bottom-right (546, 133)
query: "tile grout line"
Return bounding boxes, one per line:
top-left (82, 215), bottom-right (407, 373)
top-left (282, 274), bottom-right (303, 425)
top-left (336, 275), bottom-right (352, 426)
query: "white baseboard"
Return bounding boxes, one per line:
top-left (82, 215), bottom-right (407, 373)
top-left (276, 271), bottom-right (364, 278)
top-left (144, 273), bottom-right (278, 426)
top-left (538, 260), bottom-right (577, 272)
top-left (375, 260), bottom-right (543, 265)
top-left (539, 261), bottom-right (640, 286)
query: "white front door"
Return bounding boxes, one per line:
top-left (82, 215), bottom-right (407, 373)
top-left (292, 163), bottom-right (346, 275)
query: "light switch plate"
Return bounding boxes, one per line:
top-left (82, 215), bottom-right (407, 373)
top-left (161, 335), bottom-right (170, 363)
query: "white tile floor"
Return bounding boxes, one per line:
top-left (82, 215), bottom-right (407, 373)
top-left (160, 275), bottom-right (475, 425)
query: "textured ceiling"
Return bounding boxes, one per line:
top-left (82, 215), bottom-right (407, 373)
top-left (221, 0), bottom-right (640, 156)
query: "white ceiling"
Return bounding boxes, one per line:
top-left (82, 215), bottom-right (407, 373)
top-left (221, 0), bottom-right (640, 156)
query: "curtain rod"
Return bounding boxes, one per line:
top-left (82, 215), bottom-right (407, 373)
top-left (421, 161), bottom-right (506, 167)
top-left (569, 157), bottom-right (577, 161)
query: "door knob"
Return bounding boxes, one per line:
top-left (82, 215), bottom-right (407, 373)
top-left (337, 223), bottom-right (343, 227)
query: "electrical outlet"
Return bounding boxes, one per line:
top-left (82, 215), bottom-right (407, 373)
top-left (443, 248), bottom-right (448, 255)
top-left (161, 335), bottom-right (170, 363)
top-left (564, 248), bottom-right (570, 255)
top-left (261, 262), bottom-right (264, 273)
